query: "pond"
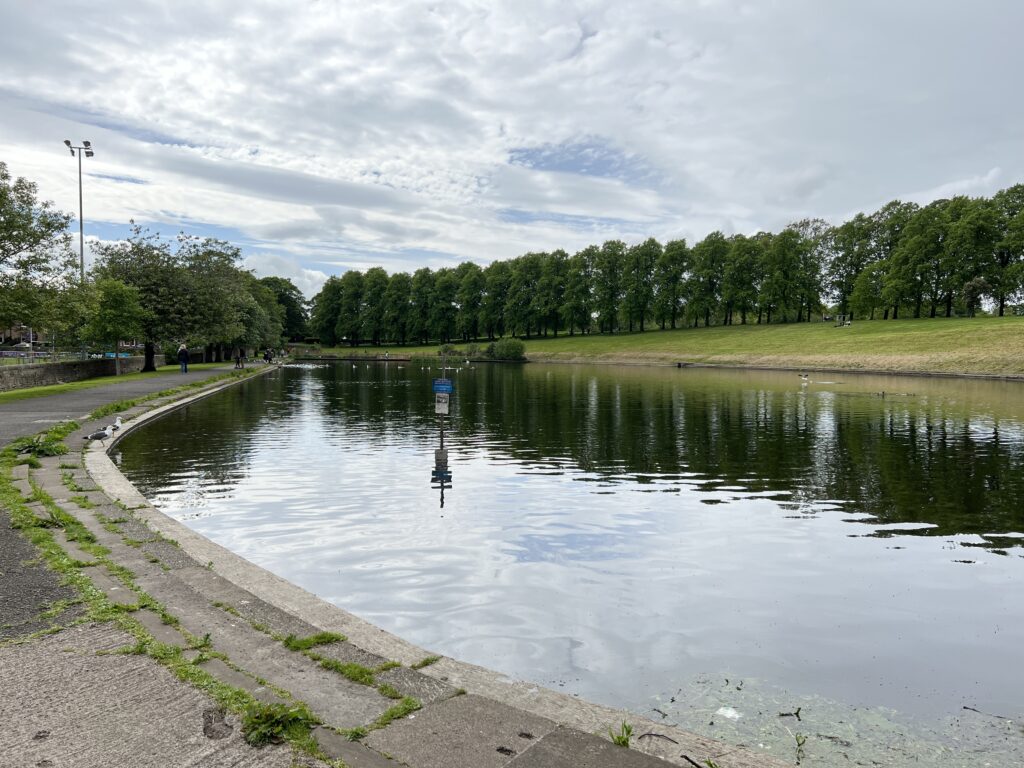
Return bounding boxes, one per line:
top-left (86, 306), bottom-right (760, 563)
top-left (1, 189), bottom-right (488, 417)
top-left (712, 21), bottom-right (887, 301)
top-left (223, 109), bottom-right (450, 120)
top-left (114, 362), bottom-right (1024, 765)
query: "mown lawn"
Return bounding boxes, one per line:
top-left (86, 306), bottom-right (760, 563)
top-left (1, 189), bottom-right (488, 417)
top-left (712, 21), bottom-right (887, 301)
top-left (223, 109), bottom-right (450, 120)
top-left (322, 316), bottom-right (1024, 375)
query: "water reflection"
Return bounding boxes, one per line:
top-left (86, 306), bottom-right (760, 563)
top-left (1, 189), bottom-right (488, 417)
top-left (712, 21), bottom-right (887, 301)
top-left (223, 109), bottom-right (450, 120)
top-left (114, 363), bottom-right (1024, 735)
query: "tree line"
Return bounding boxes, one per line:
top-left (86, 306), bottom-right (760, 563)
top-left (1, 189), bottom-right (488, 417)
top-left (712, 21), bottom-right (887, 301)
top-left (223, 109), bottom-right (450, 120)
top-left (1, 161), bottom-right (307, 371)
top-left (310, 185), bottom-right (1024, 346)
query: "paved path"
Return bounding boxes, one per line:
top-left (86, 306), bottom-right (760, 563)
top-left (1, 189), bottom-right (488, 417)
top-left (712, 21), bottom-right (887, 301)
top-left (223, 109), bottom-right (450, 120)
top-left (0, 368), bottom-right (789, 768)
top-left (0, 365), bottom-right (241, 446)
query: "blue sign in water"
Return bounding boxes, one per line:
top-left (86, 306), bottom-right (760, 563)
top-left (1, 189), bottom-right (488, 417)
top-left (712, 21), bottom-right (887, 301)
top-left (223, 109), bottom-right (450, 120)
top-left (432, 378), bottom-right (453, 394)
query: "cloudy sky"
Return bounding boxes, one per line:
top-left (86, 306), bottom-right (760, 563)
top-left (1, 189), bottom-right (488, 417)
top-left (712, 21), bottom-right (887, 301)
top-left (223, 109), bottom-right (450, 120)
top-left (1, 0), bottom-right (1021, 297)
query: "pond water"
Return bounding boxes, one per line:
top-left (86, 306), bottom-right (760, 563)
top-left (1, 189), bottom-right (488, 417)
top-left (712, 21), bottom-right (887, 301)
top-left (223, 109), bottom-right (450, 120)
top-left (115, 362), bottom-right (1024, 765)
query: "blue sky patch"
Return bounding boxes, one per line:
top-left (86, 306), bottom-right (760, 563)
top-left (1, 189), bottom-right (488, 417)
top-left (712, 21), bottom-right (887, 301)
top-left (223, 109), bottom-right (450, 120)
top-left (508, 138), bottom-right (655, 183)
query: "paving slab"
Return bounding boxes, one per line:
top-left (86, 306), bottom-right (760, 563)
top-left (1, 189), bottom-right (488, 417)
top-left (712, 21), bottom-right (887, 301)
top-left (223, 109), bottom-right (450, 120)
top-left (364, 694), bottom-right (558, 768)
top-left (141, 539), bottom-right (199, 569)
top-left (81, 566), bottom-right (139, 606)
top-left (316, 638), bottom-right (390, 670)
top-left (173, 565), bottom-right (323, 639)
top-left (313, 726), bottom-right (398, 767)
top-left (376, 665), bottom-right (460, 706)
top-left (132, 567), bottom-right (395, 730)
top-left (132, 608), bottom-right (190, 646)
top-left (112, 517), bottom-right (160, 542)
top-left (198, 657), bottom-right (286, 705)
top-left (508, 726), bottom-right (675, 767)
top-left (0, 622), bottom-right (311, 768)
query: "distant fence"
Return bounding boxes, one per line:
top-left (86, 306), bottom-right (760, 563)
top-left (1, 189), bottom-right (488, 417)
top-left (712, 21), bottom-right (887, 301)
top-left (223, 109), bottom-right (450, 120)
top-left (0, 356), bottom-right (146, 393)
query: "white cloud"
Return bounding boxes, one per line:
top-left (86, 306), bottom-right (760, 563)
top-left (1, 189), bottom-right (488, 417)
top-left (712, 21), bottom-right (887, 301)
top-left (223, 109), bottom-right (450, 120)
top-left (1, 0), bottom-right (1021, 296)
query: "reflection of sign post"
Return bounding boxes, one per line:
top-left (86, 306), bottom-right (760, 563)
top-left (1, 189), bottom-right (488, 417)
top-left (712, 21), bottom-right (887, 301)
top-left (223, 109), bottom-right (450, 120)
top-left (435, 392), bottom-right (450, 415)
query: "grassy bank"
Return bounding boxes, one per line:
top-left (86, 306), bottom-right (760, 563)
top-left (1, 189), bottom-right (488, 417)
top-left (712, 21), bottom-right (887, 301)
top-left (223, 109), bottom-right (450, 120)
top-left (325, 317), bottom-right (1024, 376)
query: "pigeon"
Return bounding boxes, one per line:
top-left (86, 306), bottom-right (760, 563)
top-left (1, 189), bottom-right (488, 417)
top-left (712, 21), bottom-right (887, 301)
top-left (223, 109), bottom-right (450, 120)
top-left (84, 425), bottom-right (114, 441)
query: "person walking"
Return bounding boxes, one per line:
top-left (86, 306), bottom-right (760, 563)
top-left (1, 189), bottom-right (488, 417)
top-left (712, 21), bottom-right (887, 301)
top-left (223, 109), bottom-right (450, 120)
top-left (177, 344), bottom-right (190, 374)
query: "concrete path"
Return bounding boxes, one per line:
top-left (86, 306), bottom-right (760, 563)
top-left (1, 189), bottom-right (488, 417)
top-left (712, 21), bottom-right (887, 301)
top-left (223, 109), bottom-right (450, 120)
top-left (0, 367), bottom-right (790, 768)
top-left (0, 364), bottom-right (241, 446)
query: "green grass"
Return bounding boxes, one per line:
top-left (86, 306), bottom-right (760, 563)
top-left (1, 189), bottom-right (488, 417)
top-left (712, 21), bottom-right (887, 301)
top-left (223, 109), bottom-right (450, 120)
top-left (0, 362), bottom-right (233, 405)
top-left (282, 631), bottom-right (345, 651)
top-left (327, 316), bottom-right (1024, 376)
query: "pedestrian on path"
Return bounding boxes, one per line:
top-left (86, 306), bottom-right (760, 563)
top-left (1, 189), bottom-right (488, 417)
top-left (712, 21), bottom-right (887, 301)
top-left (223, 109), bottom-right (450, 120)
top-left (177, 344), bottom-right (190, 373)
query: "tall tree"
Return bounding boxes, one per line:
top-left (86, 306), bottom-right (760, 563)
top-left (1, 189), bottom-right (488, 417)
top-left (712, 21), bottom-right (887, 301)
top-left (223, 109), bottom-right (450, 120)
top-left (623, 238), bottom-right (660, 332)
top-left (0, 161), bottom-right (75, 330)
top-left (535, 250), bottom-right (568, 336)
top-left (653, 239), bottom-right (688, 329)
top-left (689, 232), bottom-right (728, 326)
top-left (991, 185), bottom-right (1024, 315)
top-left (828, 213), bottom-right (874, 318)
top-left (335, 270), bottom-right (364, 346)
top-left (382, 272), bottom-right (412, 344)
top-left (309, 276), bottom-right (343, 346)
top-left (505, 253), bottom-right (543, 338)
top-left (92, 225), bottom-right (190, 371)
top-left (430, 267), bottom-right (459, 343)
top-left (593, 240), bottom-right (625, 333)
top-left (409, 268), bottom-right (435, 344)
top-left (480, 260), bottom-right (510, 340)
top-left (721, 235), bottom-right (762, 325)
top-left (259, 276), bottom-right (308, 341)
top-left (360, 266), bottom-right (389, 345)
top-left (455, 261), bottom-right (484, 341)
top-left (83, 278), bottom-right (147, 375)
top-left (561, 246), bottom-right (596, 335)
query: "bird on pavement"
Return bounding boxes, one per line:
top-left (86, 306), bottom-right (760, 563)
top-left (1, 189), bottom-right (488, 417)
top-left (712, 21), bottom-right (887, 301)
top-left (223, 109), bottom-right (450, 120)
top-left (84, 425), bottom-right (114, 441)
top-left (111, 416), bottom-right (123, 431)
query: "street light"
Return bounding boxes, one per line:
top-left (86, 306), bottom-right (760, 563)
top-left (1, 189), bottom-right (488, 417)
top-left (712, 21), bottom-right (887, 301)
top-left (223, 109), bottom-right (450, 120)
top-left (63, 139), bottom-right (95, 283)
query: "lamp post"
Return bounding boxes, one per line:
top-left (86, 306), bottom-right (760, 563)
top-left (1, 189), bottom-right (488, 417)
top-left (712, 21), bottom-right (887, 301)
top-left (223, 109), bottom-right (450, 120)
top-left (63, 139), bottom-right (95, 284)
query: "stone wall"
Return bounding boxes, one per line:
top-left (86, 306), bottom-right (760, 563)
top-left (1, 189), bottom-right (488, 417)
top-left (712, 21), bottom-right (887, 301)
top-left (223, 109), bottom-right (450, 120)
top-left (0, 357), bottom-right (147, 393)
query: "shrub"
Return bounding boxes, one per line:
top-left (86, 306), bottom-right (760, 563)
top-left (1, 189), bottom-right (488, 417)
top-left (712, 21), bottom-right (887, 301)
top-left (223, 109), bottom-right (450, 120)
top-left (489, 338), bottom-right (525, 361)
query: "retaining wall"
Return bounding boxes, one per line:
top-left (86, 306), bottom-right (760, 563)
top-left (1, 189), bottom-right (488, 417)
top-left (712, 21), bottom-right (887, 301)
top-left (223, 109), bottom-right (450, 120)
top-left (0, 357), bottom-right (146, 392)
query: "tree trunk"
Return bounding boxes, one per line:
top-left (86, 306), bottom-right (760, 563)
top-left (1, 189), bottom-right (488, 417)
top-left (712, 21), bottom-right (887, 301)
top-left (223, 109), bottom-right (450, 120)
top-left (945, 294), bottom-right (953, 317)
top-left (142, 341), bottom-right (157, 372)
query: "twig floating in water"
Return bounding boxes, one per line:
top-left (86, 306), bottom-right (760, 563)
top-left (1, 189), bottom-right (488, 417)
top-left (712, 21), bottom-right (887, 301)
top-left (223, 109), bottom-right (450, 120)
top-left (778, 707), bottom-right (802, 721)
top-left (963, 705), bottom-right (1013, 721)
top-left (680, 756), bottom-right (704, 768)
top-left (637, 732), bottom-right (679, 744)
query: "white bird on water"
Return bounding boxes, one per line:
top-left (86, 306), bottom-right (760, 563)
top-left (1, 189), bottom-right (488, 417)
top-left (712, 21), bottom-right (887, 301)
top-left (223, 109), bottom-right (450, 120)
top-left (84, 425), bottom-right (114, 442)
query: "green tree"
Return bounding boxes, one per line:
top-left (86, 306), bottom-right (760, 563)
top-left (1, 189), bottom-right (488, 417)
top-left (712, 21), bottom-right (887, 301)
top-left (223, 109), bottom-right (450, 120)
top-left (383, 271), bottom-right (412, 344)
top-left (259, 276), bottom-right (308, 340)
top-left (505, 254), bottom-right (543, 338)
top-left (991, 185), bottom-right (1024, 315)
top-left (561, 246), bottom-right (596, 335)
top-left (870, 200), bottom-right (919, 319)
top-left (850, 261), bottom-right (886, 319)
top-left (828, 213), bottom-right (874, 318)
top-left (455, 261), bottom-right (484, 341)
top-left (623, 238), bottom-right (660, 332)
top-left (721, 235), bottom-right (762, 325)
top-left (653, 239), bottom-right (688, 329)
top-left (480, 260), bottom-right (510, 340)
top-left (688, 232), bottom-right (728, 326)
top-left (430, 268), bottom-right (459, 343)
top-left (309, 276), bottom-right (343, 346)
top-left (593, 240), bottom-right (625, 333)
top-left (82, 278), bottom-right (147, 374)
top-left (0, 161), bottom-right (75, 330)
top-left (335, 270), bottom-right (364, 346)
top-left (360, 266), bottom-right (389, 345)
top-left (535, 250), bottom-right (567, 336)
top-left (177, 235), bottom-right (246, 358)
top-left (409, 268), bottom-right (435, 344)
top-left (92, 224), bottom-right (190, 371)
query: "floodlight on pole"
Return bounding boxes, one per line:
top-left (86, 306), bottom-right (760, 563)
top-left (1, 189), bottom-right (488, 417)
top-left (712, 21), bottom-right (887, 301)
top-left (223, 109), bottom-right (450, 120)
top-left (63, 140), bottom-right (95, 284)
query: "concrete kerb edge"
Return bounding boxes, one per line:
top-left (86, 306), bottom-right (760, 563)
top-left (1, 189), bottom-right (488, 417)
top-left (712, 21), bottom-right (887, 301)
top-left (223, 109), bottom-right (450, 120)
top-left (81, 364), bottom-right (792, 768)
